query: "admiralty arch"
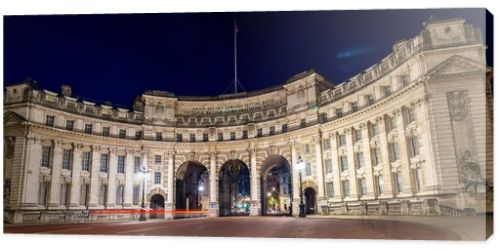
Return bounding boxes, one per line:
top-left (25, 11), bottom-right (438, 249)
top-left (3, 17), bottom-right (492, 224)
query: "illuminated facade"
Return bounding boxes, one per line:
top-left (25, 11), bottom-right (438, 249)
top-left (3, 17), bottom-right (492, 224)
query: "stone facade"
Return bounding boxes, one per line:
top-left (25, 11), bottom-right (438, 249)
top-left (3, 17), bottom-right (493, 224)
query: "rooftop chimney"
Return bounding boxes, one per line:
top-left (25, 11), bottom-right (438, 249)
top-left (61, 84), bottom-right (72, 96)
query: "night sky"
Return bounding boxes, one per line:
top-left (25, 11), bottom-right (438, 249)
top-left (4, 9), bottom-right (491, 107)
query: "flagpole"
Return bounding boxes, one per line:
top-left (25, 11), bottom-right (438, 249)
top-left (234, 20), bottom-right (238, 94)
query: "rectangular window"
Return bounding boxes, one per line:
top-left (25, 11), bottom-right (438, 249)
top-left (370, 123), bottom-right (379, 137)
top-left (80, 183), bottom-right (89, 206)
top-left (338, 134), bottom-right (346, 146)
top-left (218, 132), bottom-right (224, 141)
top-left (340, 156), bottom-right (348, 172)
top-left (325, 159), bottom-right (333, 174)
top-left (415, 168), bottom-right (424, 192)
top-left (326, 182), bottom-right (335, 198)
top-left (410, 136), bottom-right (419, 157)
top-left (320, 113), bottom-right (328, 123)
top-left (135, 130), bottom-right (143, 140)
top-left (281, 124), bottom-right (288, 133)
top-left (134, 156), bottom-right (141, 173)
top-left (102, 126), bottom-right (110, 136)
top-left (82, 151), bottom-right (91, 172)
top-left (155, 155), bottom-right (161, 164)
top-left (38, 181), bottom-right (50, 206)
top-left (336, 108), bottom-right (343, 118)
top-left (46, 115), bottom-right (55, 127)
top-left (394, 172), bottom-right (403, 194)
top-left (323, 139), bottom-right (331, 150)
top-left (400, 74), bottom-right (410, 87)
top-left (133, 185), bottom-right (140, 205)
top-left (230, 132), bottom-right (236, 140)
top-left (84, 123), bottom-right (93, 134)
top-left (190, 133), bottom-right (196, 142)
top-left (407, 107), bottom-right (416, 123)
top-left (98, 184), bottom-right (107, 206)
top-left (356, 152), bottom-right (365, 169)
top-left (60, 183), bottom-right (70, 206)
top-left (41, 145), bottom-right (51, 168)
top-left (390, 142), bottom-right (400, 162)
top-left (384, 85), bottom-right (392, 97)
top-left (257, 128), bottom-right (263, 137)
top-left (304, 144), bottom-right (310, 154)
top-left (119, 129), bottom-right (126, 139)
top-left (117, 155), bottom-right (125, 174)
top-left (300, 118), bottom-right (307, 128)
top-left (116, 185), bottom-right (124, 205)
top-left (359, 177), bottom-right (367, 196)
top-left (269, 126), bottom-right (275, 135)
top-left (157, 132), bottom-right (164, 141)
top-left (242, 131), bottom-right (248, 139)
top-left (100, 153), bottom-right (109, 172)
top-left (343, 180), bottom-right (350, 197)
top-left (305, 162), bottom-right (312, 176)
top-left (373, 147), bottom-right (382, 165)
top-left (66, 120), bottom-right (74, 131)
top-left (62, 149), bottom-right (73, 170)
top-left (203, 133), bottom-right (209, 142)
top-left (377, 175), bottom-right (384, 195)
top-left (355, 129), bottom-right (362, 142)
top-left (366, 95), bottom-right (374, 105)
top-left (351, 102), bottom-right (358, 112)
top-left (154, 172), bottom-right (161, 185)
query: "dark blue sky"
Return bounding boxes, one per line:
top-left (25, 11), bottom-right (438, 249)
top-left (4, 9), bottom-right (491, 107)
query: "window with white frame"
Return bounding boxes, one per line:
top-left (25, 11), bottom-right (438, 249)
top-left (133, 185), bottom-right (140, 205)
top-left (370, 123), bottom-right (379, 137)
top-left (41, 145), bottom-right (51, 168)
top-left (100, 153), bottom-right (109, 172)
top-left (356, 152), bottom-right (365, 169)
top-left (154, 172), bottom-right (161, 184)
top-left (342, 180), bottom-right (350, 197)
top-left (117, 155), bottom-right (125, 174)
top-left (154, 155), bottom-right (161, 164)
top-left (323, 139), bottom-right (331, 150)
top-left (326, 182), bottom-right (334, 198)
top-left (354, 129), bottom-right (362, 142)
top-left (340, 156), bottom-right (348, 172)
top-left (305, 162), bottom-right (312, 176)
top-left (325, 159), bottom-right (333, 174)
top-left (338, 134), bottom-right (346, 146)
top-left (82, 151), bottom-right (91, 172)
top-left (62, 149), bottom-right (73, 170)
top-left (134, 156), bottom-right (141, 173)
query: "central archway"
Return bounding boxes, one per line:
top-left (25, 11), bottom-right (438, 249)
top-left (260, 155), bottom-right (292, 216)
top-left (175, 161), bottom-right (209, 217)
top-left (149, 194), bottom-right (165, 219)
top-left (219, 160), bottom-right (250, 216)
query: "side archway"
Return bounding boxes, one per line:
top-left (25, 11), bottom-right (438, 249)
top-left (259, 155), bottom-right (292, 216)
top-left (175, 161), bottom-right (209, 214)
top-left (219, 159), bottom-right (250, 216)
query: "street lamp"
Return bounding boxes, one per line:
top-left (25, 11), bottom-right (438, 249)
top-left (296, 156), bottom-right (306, 218)
top-left (139, 166), bottom-right (148, 221)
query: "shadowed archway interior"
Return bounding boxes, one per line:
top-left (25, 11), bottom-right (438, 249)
top-left (175, 161), bottom-right (209, 212)
top-left (259, 155), bottom-right (292, 216)
top-left (219, 160), bottom-right (250, 216)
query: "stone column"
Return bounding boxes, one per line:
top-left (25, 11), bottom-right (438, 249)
top-left (249, 148), bottom-right (260, 216)
top-left (49, 141), bottom-right (63, 208)
top-left (88, 146), bottom-right (100, 208)
top-left (395, 109), bottom-right (413, 195)
top-left (377, 116), bottom-right (395, 198)
top-left (314, 134), bottom-right (327, 214)
top-left (207, 151), bottom-right (219, 218)
top-left (290, 139), bottom-right (301, 216)
top-left (329, 133), bottom-right (342, 201)
top-left (21, 137), bottom-right (42, 207)
top-left (106, 148), bottom-right (117, 208)
top-left (360, 123), bottom-right (375, 199)
top-left (345, 128), bottom-right (359, 200)
top-left (123, 150), bottom-right (134, 208)
top-left (165, 150), bottom-right (175, 219)
top-left (69, 144), bottom-right (82, 208)
top-left (416, 99), bottom-right (438, 191)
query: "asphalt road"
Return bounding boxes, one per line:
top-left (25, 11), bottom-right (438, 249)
top-left (4, 216), bottom-right (461, 240)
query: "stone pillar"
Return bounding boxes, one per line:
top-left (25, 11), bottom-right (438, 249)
top-left (314, 134), bottom-right (327, 215)
top-left (249, 148), bottom-right (260, 216)
top-left (360, 123), bottom-right (375, 199)
top-left (329, 133), bottom-right (343, 202)
top-left (165, 150), bottom-right (175, 219)
top-left (88, 146), bottom-right (100, 208)
top-left (290, 140), bottom-right (301, 217)
top-left (345, 128), bottom-right (359, 200)
top-left (416, 99), bottom-right (438, 191)
top-left (377, 116), bottom-right (395, 198)
top-left (106, 148), bottom-right (117, 208)
top-left (395, 109), bottom-right (413, 195)
top-left (21, 137), bottom-right (42, 207)
top-left (123, 150), bottom-right (134, 208)
top-left (69, 144), bottom-right (82, 208)
top-left (49, 141), bottom-right (63, 208)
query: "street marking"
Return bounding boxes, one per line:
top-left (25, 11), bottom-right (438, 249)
top-left (38, 226), bottom-right (91, 234)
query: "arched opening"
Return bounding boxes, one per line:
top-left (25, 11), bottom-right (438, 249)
top-left (304, 187), bottom-right (316, 215)
top-left (260, 155), bottom-right (292, 216)
top-left (149, 194), bottom-right (165, 219)
top-left (219, 160), bottom-right (250, 216)
top-left (175, 161), bottom-right (209, 217)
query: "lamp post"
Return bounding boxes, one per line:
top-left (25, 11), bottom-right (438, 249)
top-left (139, 166), bottom-right (148, 221)
top-left (297, 156), bottom-right (306, 218)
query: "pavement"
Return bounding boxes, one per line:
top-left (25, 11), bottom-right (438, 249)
top-left (3, 216), bottom-right (474, 240)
